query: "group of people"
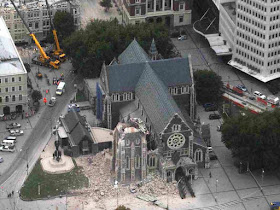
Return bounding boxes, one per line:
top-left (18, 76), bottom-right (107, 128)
top-left (53, 73), bottom-right (64, 86)
top-left (7, 191), bottom-right (14, 198)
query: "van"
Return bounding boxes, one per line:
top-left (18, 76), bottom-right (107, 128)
top-left (253, 91), bottom-right (266, 100)
top-left (267, 95), bottom-right (279, 105)
top-left (1, 140), bottom-right (15, 146)
top-left (5, 136), bottom-right (17, 141)
top-left (56, 82), bottom-right (66, 95)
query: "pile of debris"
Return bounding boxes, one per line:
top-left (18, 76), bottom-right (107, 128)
top-left (73, 150), bottom-right (178, 205)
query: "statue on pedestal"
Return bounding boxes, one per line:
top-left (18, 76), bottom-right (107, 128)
top-left (53, 140), bottom-right (61, 162)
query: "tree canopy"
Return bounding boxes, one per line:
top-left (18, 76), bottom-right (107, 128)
top-left (194, 70), bottom-right (224, 105)
top-left (31, 90), bottom-right (42, 102)
top-left (62, 19), bottom-right (174, 78)
top-left (221, 109), bottom-right (280, 170)
top-left (99, 0), bottom-right (112, 12)
top-left (53, 11), bottom-right (75, 40)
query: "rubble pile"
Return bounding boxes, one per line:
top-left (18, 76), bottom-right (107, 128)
top-left (73, 150), bottom-right (178, 205)
top-left (137, 174), bottom-right (178, 196)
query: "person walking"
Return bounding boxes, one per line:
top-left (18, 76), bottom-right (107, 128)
top-left (209, 172), bottom-right (212, 178)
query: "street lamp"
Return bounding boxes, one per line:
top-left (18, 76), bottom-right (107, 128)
top-left (261, 168), bottom-right (264, 191)
top-left (114, 180), bottom-right (119, 208)
top-left (215, 179), bottom-right (218, 202)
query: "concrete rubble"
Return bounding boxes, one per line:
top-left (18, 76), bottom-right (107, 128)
top-left (70, 149), bottom-right (179, 208)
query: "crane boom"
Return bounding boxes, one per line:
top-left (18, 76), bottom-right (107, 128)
top-left (45, 0), bottom-right (62, 53)
top-left (10, 0), bottom-right (60, 69)
top-left (10, 0), bottom-right (50, 60)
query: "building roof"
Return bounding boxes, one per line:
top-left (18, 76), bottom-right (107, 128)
top-left (149, 58), bottom-right (191, 86)
top-left (107, 58), bottom-right (191, 93)
top-left (62, 111), bottom-right (92, 146)
top-left (107, 62), bottom-right (144, 93)
top-left (135, 63), bottom-right (187, 134)
top-left (91, 127), bottom-right (113, 143)
top-left (118, 39), bottom-right (150, 64)
top-left (0, 16), bottom-right (26, 76)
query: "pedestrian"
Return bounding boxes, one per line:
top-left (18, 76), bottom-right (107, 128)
top-left (209, 172), bottom-right (212, 178)
top-left (12, 191), bottom-right (14, 196)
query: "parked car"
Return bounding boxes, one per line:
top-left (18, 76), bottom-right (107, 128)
top-left (236, 84), bottom-right (247, 92)
top-left (253, 91), bottom-right (266, 100)
top-left (9, 129), bottom-right (24, 136)
top-left (207, 147), bottom-right (213, 153)
top-left (0, 156), bottom-right (3, 163)
top-left (178, 35), bottom-right (187, 40)
top-left (6, 122), bottom-right (21, 129)
top-left (48, 97), bottom-right (56, 107)
top-left (203, 103), bottom-right (216, 108)
top-left (209, 114), bottom-right (221, 120)
top-left (68, 104), bottom-right (80, 112)
top-left (209, 152), bottom-right (218, 160)
top-left (0, 145), bottom-right (15, 153)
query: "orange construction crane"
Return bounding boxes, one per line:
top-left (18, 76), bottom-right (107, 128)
top-left (10, 0), bottom-right (60, 69)
top-left (45, 0), bottom-right (66, 62)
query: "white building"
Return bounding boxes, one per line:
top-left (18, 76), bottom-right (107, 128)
top-left (0, 0), bottom-right (81, 44)
top-left (194, 0), bottom-right (280, 83)
top-left (0, 16), bottom-right (28, 115)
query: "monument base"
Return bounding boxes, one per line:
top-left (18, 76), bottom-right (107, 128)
top-left (41, 156), bottom-right (75, 174)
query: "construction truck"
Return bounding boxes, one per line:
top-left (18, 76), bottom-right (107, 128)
top-left (45, 0), bottom-right (66, 62)
top-left (10, 0), bottom-right (60, 69)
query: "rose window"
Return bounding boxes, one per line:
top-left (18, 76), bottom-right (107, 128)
top-left (167, 133), bottom-right (185, 149)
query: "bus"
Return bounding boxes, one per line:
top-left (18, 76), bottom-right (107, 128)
top-left (56, 81), bottom-right (65, 95)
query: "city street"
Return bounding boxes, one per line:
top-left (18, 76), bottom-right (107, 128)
top-left (0, 54), bottom-right (80, 209)
top-left (172, 25), bottom-right (273, 98)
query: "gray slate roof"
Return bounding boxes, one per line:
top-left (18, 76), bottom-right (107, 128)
top-left (107, 58), bottom-right (191, 93)
top-left (135, 63), bottom-right (187, 134)
top-left (118, 39), bottom-right (150, 64)
top-left (62, 112), bottom-right (92, 146)
top-left (107, 63), bottom-right (144, 93)
top-left (149, 58), bottom-right (191, 86)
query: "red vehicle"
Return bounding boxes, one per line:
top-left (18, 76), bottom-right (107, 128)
top-left (232, 86), bottom-right (244, 96)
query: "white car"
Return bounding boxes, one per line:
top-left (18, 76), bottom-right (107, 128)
top-left (6, 122), bottom-right (21, 129)
top-left (0, 145), bottom-right (15, 153)
top-left (253, 91), bottom-right (266, 100)
top-left (9, 129), bottom-right (24, 136)
top-left (178, 35), bottom-right (187, 40)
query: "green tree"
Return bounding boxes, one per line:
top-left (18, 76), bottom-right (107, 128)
top-left (194, 70), bottom-right (224, 105)
top-left (31, 90), bottom-right (42, 102)
top-left (53, 11), bottom-right (75, 41)
top-left (63, 20), bottom-right (174, 78)
top-left (221, 109), bottom-right (280, 170)
top-left (100, 0), bottom-right (112, 12)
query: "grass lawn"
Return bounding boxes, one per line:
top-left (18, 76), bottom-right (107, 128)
top-left (20, 159), bottom-right (89, 200)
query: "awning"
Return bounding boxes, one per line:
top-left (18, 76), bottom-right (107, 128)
top-left (205, 34), bottom-right (232, 56)
top-left (58, 127), bottom-right (68, 139)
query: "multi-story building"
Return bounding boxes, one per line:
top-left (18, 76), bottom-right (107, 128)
top-left (0, 16), bottom-right (28, 115)
top-left (230, 0), bottom-right (280, 82)
top-left (0, 0), bottom-right (81, 44)
top-left (194, 0), bottom-right (280, 82)
top-left (119, 0), bottom-right (193, 26)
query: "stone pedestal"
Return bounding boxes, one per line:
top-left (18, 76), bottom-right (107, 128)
top-left (40, 156), bottom-right (75, 174)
